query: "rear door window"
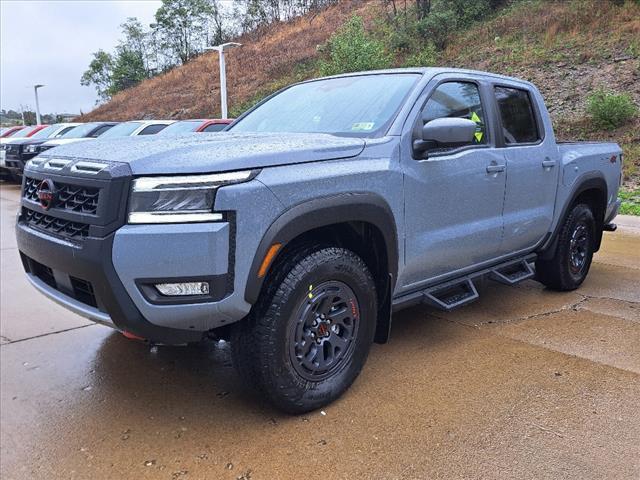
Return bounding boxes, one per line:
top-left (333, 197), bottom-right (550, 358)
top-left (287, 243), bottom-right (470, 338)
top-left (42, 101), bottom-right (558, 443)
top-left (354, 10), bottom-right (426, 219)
top-left (139, 124), bottom-right (168, 135)
top-left (202, 123), bottom-right (228, 132)
top-left (494, 87), bottom-right (540, 144)
top-left (90, 125), bottom-right (114, 137)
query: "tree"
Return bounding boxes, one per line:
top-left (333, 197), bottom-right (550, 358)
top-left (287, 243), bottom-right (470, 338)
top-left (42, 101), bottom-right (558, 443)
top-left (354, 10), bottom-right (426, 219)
top-left (120, 17), bottom-right (151, 74)
top-left (81, 50), bottom-right (114, 103)
top-left (109, 48), bottom-right (148, 95)
top-left (154, 0), bottom-right (214, 64)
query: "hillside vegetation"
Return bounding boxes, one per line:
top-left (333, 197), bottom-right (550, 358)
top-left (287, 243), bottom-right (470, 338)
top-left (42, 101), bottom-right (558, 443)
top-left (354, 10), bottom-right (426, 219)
top-left (81, 0), bottom-right (639, 201)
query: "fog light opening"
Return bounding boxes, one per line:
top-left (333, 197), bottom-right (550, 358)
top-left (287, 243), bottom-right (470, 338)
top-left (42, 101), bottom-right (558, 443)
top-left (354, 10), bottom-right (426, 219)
top-left (155, 282), bottom-right (210, 296)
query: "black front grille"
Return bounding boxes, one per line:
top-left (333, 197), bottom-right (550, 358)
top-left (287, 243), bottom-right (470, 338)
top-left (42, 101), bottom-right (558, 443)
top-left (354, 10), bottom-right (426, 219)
top-left (23, 177), bottom-right (39, 202)
top-left (23, 208), bottom-right (90, 238)
top-left (23, 177), bottom-right (100, 215)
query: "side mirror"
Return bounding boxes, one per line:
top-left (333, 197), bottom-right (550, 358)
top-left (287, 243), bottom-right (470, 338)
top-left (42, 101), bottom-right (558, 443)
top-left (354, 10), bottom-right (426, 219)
top-left (413, 117), bottom-right (477, 156)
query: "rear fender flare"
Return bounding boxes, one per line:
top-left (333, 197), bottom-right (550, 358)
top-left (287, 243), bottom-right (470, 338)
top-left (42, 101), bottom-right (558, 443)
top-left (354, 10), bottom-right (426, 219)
top-left (539, 174), bottom-right (607, 259)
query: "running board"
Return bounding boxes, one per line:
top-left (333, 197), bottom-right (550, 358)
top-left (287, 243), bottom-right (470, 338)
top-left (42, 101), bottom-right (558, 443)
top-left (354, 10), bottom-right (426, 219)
top-left (423, 278), bottom-right (479, 311)
top-left (489, 259), bottom-right (535, 285)
top-left (392, 254), bottom-right (538, 313)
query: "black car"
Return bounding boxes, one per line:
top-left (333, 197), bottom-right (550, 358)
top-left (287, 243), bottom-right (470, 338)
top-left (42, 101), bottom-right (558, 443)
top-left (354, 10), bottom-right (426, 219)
top-left (3, 124), bottom-right (79, 172)
top-left (5, 122), bottom-right (117, 178)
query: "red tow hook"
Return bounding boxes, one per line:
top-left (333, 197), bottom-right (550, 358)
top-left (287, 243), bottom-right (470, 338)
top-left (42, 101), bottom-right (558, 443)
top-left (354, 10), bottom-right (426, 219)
top-left (121, 330), bottom-right (146, 341)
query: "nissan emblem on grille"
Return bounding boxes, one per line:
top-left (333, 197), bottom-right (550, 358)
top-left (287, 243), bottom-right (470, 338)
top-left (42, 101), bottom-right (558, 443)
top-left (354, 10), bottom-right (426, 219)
top-left (37, 179), bottom-right (57, 210)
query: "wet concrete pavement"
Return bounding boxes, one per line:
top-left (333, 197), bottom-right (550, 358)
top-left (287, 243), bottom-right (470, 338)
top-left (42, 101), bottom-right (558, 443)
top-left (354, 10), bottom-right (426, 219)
top-left (1, 182), bottom-right (639, 479)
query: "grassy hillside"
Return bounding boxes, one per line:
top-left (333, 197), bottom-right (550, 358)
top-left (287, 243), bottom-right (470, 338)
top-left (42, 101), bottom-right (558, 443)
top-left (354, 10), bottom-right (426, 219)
top-left (81, 0), bottom-right (639, 208)
top-left (79, 1), bottom-right (373, 122)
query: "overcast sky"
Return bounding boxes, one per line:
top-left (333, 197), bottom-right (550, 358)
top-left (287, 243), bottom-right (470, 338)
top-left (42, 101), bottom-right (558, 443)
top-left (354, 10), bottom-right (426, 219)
top-left (0, 0), bottom-right (162, 115)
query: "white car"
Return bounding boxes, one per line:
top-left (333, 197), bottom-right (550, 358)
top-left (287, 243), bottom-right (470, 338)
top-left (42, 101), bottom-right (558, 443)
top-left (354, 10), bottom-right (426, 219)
top-left (96, 120), bottom-right (175, 139)
top-left (37, 120), bottom-right (174, 154)
top-left (36, 122), bottom-right (118, 154)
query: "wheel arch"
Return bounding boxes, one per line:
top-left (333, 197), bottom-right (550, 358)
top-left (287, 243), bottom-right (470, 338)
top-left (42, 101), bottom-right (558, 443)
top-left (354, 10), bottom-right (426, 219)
top-left (539, 174), bottom-right (608, 259)
top-left (244, 193), bottom-right (399, 343)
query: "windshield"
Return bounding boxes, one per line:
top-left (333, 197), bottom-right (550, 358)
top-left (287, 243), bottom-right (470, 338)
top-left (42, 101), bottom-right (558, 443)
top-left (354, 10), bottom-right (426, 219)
top-left (61, 123), bottom-right (101, 138)
top-left (157, 120), bottom-right (200, 135)
top-left (5, 128), bottom-right (24, 138)
top-left (30, 125), bottom-right (56, 139)
top-left (230, 74), bottom-right (420, 135)
top-left (98, 121), bottom-right (142, 138)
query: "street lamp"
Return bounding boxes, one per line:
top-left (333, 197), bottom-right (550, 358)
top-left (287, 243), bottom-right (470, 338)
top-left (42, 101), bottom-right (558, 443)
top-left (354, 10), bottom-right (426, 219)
top-left (204, 43), bottom-right (242, 119)
top-left (33, 84), bottom-right (45, 125)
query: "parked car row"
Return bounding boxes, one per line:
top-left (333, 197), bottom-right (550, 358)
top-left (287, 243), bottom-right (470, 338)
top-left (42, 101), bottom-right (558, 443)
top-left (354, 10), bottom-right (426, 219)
top-left (0, 118), bottom-right (233, 180)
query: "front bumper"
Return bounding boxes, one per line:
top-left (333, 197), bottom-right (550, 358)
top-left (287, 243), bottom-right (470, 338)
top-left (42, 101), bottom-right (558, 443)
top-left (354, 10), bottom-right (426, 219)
top-left (17, 221), bottom-right (201, 344)
top-left (17, 219), bottom-right (251, 344)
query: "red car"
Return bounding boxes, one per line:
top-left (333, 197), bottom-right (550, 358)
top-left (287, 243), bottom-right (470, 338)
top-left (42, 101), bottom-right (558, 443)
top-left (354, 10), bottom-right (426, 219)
top-left (1, 126), bottom-right (26, 138)
top-left (2, 125), bottom-right (48, 139)
top-left (157, 119), bottom-right (233, 135)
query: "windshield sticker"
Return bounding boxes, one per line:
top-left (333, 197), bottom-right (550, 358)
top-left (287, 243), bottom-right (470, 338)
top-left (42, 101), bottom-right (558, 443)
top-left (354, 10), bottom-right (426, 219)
top-left (351, 122), bottom-right (375, 131)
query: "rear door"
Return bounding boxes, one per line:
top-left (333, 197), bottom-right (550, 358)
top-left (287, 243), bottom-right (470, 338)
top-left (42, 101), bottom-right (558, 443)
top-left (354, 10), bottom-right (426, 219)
top-left (399, 75), bottom-right (507, 291)
top-left (492, 84), bottom-right (560, 253)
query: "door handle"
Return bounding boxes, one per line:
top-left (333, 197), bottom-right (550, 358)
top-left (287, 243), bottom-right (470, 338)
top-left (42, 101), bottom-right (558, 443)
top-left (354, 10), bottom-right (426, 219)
top-left (486, 164), bottom-right (506, 174)
top-left (542, 159), bottom-right (556, 168)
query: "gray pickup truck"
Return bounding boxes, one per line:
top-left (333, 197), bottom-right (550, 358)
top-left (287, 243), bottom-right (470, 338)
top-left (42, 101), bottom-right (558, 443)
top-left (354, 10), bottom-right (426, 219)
top-left (16, 68), bottom-right (622, 413)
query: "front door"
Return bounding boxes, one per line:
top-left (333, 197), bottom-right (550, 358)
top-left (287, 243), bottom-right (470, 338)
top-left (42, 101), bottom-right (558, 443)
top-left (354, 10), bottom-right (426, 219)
top-left (400, 79), bottom-right (507, 291)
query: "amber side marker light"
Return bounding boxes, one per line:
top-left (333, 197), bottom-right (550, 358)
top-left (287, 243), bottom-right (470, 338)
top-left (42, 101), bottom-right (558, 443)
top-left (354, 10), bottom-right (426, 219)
top-left (258, 243), bottom-right (282, 278)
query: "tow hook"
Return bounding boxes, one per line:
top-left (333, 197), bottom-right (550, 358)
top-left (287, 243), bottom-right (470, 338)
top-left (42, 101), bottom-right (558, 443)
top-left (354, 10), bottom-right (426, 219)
top-left (603, 223), bottom-right (617, 232)
top-left (121, 330), bottom-right (146, 341)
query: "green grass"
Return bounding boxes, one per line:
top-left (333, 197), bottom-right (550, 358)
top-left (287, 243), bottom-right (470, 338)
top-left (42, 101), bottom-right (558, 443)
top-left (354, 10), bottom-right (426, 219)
top-left (619, 187), bottom-right (640, 216)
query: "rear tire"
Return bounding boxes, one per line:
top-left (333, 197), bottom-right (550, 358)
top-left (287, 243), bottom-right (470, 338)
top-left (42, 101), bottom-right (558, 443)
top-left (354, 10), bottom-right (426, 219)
top-left (232, 246), bottom-right (377, 414)
top-left (536, 203), bottom-right (596, 291)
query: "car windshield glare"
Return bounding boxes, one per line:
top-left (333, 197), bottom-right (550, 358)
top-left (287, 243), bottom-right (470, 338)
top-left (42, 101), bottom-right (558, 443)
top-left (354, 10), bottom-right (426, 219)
top-left (230, 74), bottom-right (420, 136)
top-left (158, 121), bottom-right (200, 135)
top-left (99, 121), bottom-right (142, 138)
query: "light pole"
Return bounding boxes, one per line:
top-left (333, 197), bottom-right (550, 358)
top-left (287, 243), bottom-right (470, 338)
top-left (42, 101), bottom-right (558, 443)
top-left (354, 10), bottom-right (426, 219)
top-left (33, 84), bottom-right (45, 125)
top-left (204, 43), bottom-right (242, 119)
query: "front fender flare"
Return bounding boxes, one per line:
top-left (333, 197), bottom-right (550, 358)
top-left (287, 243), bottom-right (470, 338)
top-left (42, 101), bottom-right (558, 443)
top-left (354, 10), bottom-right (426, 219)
top-left (244, 192), bottom-right (399, 304)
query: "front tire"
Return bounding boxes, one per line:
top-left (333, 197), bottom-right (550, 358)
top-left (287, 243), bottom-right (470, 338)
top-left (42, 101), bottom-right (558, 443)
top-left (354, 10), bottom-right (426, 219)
top-left (536, 203), bottom-right (596, 291)
top-left (232, 246), bottom-right (377, 414)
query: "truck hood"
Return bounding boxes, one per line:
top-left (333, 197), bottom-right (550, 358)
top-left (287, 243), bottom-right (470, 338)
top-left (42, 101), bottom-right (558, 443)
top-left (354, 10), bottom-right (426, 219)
top-left (38, 132), bottom-right (366, 175)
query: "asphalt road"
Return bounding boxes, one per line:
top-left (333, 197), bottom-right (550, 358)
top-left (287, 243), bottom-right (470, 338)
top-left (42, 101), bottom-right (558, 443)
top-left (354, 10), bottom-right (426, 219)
top-left (1, 181), bottom-right (639, 480)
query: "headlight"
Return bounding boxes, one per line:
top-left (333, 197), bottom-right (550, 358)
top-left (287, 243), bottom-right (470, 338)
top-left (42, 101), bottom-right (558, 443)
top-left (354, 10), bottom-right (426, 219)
top-left (128, 170), bottom-right (256, 224)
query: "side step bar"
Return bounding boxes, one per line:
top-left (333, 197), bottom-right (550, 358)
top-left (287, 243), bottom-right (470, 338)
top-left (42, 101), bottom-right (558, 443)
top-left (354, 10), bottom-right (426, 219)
top-left (423, 278), bottom-right (479, 310)
top-left (489, 259), bottom-right (535, 285)
top-left (393, 254), bottom-right (537, 312)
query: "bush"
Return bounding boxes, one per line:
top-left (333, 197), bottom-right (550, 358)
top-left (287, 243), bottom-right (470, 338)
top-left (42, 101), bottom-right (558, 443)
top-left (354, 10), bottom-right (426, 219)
top-left (586, 88), bottom-right (638, 130)
top-left (319, 16), bottom-right (392, 76)
top-left (417, 9), bottom-right (458, 50)
top-left (403, 43), bottom-right (438, 67)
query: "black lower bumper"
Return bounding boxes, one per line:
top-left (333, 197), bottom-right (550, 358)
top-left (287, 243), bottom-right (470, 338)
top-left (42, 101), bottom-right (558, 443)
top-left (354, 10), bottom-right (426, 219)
top-left (16, 221), bottom-right (204, 344)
